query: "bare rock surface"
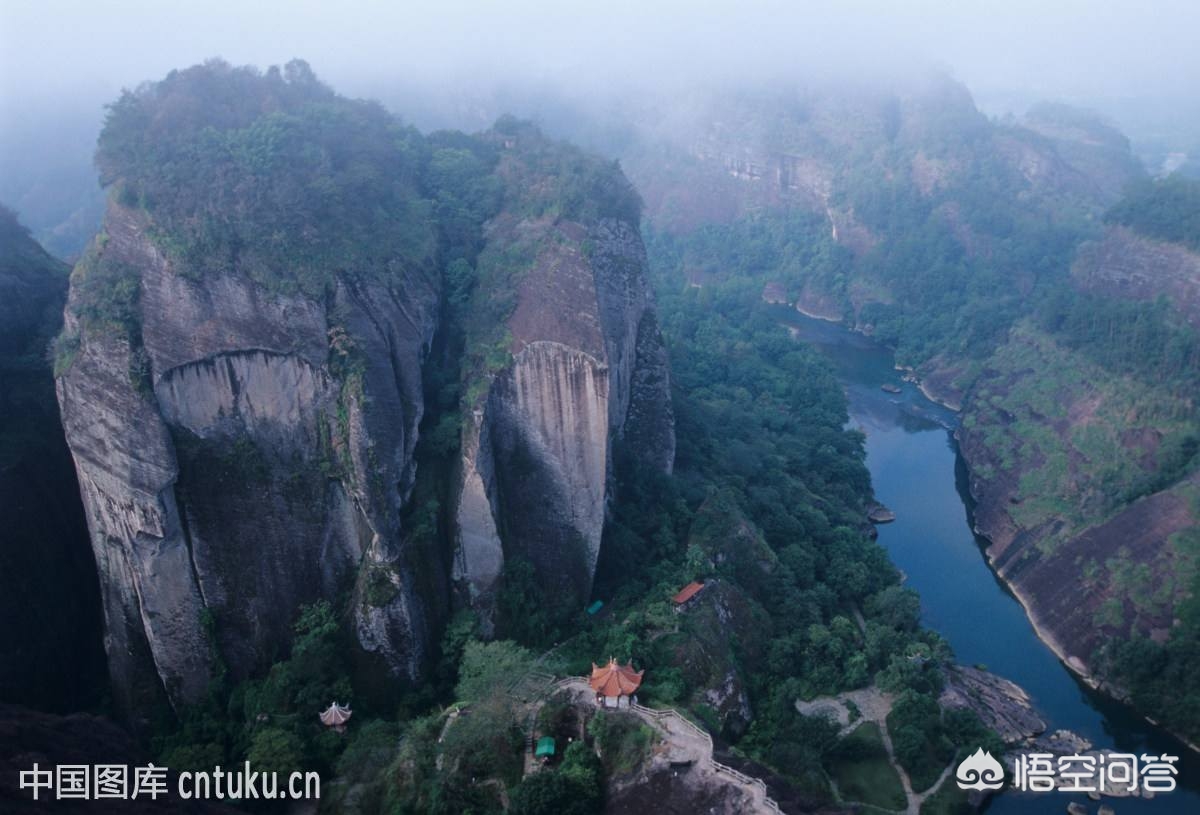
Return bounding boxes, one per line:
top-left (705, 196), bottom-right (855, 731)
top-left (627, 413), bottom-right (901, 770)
top-left (454, 215), bottom-right (674, 612)
top-left (940, 664), bottom-right (1046, 743)
top-left (57, 203), bottom-right (440, 719)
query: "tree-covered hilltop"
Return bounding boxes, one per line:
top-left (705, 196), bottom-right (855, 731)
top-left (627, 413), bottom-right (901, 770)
top-left (1105, 173), bottom-right (1200, 252)
top-left (90, 60), bottom-right (643, 309)
top-left (94, 58), bottom-right (437, 298)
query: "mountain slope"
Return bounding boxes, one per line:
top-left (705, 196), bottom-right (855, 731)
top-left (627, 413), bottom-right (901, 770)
top-left (613, 77), bottom-right (1200, 743)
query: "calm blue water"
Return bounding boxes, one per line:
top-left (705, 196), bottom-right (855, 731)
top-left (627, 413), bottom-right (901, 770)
top-left (783, 309), bottom-right (1200, 814)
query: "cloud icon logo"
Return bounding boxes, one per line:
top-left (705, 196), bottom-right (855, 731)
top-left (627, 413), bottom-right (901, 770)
top-left (956, 748), bottom-right (1005, 791)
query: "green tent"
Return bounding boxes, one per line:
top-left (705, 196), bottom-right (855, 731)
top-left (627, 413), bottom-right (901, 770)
top-left (535, 736), bottom-right (556, 758)
top-left (586, 600), bottom-right (604, 615)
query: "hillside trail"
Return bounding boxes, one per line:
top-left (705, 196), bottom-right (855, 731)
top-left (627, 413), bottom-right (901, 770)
top-left (796, 685), bottom-right (957, 814)
top-left (536, 676), bottom-right (783, 813)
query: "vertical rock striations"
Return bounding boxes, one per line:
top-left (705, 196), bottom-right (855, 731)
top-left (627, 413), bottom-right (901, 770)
top-left (57, 201), bottom-right (440, 722)
top-left (453, 129), bottom-right (674, 623)
top-left (50, 64), bottom-right (674, 721)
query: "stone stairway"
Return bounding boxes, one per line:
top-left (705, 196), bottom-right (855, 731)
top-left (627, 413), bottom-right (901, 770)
top-left (631, 702), bottom-right (783, 814)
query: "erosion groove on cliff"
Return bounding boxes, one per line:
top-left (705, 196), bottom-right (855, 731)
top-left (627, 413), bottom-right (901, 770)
top-left (54, 62), bottom-right (674, 722)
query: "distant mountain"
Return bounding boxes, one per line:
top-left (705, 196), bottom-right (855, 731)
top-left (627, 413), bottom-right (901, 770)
top-left (610, 75), bottom-right (1200, 745)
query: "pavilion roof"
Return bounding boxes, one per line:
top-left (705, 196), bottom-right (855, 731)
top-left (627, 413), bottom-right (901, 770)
top-left (319, 701), bottom-right (353, 726)
top-left (589, 657), bottom-right (644, 697)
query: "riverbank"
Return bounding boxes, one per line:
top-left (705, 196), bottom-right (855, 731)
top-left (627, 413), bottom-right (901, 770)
top-left (787, 304), bottom-right (1200, 755)
top-left (793, 296), bottom-right (966, 413)
top-left (783, 307), bottom-right (1200, 813)
top-left (956, 434), bottom-right (1200, 757)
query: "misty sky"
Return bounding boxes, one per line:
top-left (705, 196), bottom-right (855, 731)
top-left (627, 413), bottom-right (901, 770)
top-left (2, 0), bottom-right (1198, 113)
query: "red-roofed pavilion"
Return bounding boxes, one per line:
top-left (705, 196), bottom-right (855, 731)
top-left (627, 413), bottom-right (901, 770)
top-left (589, 657), bottom-right (644, 708)
top-left (319, 701), bottom-right (352, 733)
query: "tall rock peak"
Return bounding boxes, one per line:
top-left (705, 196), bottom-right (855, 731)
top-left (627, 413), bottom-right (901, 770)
top-left (52, 67), bottom-right (673, 721)
top-left (452, 124), bottom-right (674, 626)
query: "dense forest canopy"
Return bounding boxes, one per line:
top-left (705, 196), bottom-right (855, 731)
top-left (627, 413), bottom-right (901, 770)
top-left (1105, 174), bottom-right (1200, 251)
top-left (95, 58), bottom-right (436, 297)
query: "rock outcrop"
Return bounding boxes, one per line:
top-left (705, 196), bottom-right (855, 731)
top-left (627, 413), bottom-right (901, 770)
top-left (454, 209), bottom-right (675, 620)
top-left (939, 665), bottom-right (1045, 744)
top-left (1072, 224), bottom-right (1200, 327)
top-left (57, 203), bottom-right (441, 721)
top-left (51, 65), bottom-right (674, 722)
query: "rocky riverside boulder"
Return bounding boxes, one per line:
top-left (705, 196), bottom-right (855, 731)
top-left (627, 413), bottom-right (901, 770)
top-left (939, 664), bottom-right (1045, 743)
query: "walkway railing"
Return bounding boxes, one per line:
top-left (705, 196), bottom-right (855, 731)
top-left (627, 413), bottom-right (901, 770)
top-left (523, 676), bottom-right (783, 813)
top-left (631, 702), bottom-right (782, 813)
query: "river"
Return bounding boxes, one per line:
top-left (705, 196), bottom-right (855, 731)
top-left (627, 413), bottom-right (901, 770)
top-left (783, 309), bottom-right (1200, 814)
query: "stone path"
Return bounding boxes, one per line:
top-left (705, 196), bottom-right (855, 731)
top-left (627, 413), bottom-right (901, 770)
top-left (549, 677), bottom-right (783, 813)
top-left (796, 685), bottom-right (957, 815)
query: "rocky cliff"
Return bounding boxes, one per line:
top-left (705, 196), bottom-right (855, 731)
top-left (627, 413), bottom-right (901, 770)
top-left (52, 64), bottom-right (673, 721)
top-left (57, 200), bottom-right (441, 721)
top-left (453, 127), bottom-right (675, 624)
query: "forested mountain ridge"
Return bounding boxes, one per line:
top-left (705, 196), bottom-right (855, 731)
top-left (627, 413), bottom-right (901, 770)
top-left (52, 59), bottom-right (673, 729)
top-left (615, 76), bottom-right (1200, 745)
top-left (619, 74), bottom-right (1142, 368)
top-left (959, 178), bottom-right (1200, 744)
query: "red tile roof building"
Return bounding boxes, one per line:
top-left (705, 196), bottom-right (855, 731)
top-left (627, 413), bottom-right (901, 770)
top-left (672, 580), bottom-right (705, 606)
top-left (589, 657), bottom-right (644, 708)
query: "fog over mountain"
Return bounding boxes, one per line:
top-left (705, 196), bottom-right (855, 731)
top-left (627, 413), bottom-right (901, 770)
top-left (2, 0), bottom-right (1198, 126)
top-left (3, 0), bottom-right (1197, 259)
top-left (5, 3), bottom-right (1200, 812)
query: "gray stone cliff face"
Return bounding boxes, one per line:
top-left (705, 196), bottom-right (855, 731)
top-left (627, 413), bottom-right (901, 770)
top-left (57, 203), bottom-right (439, 720)
top-left (453, 217), bottom-right (674, 619)
top-left (58, 196), bottom-right (674, 719)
